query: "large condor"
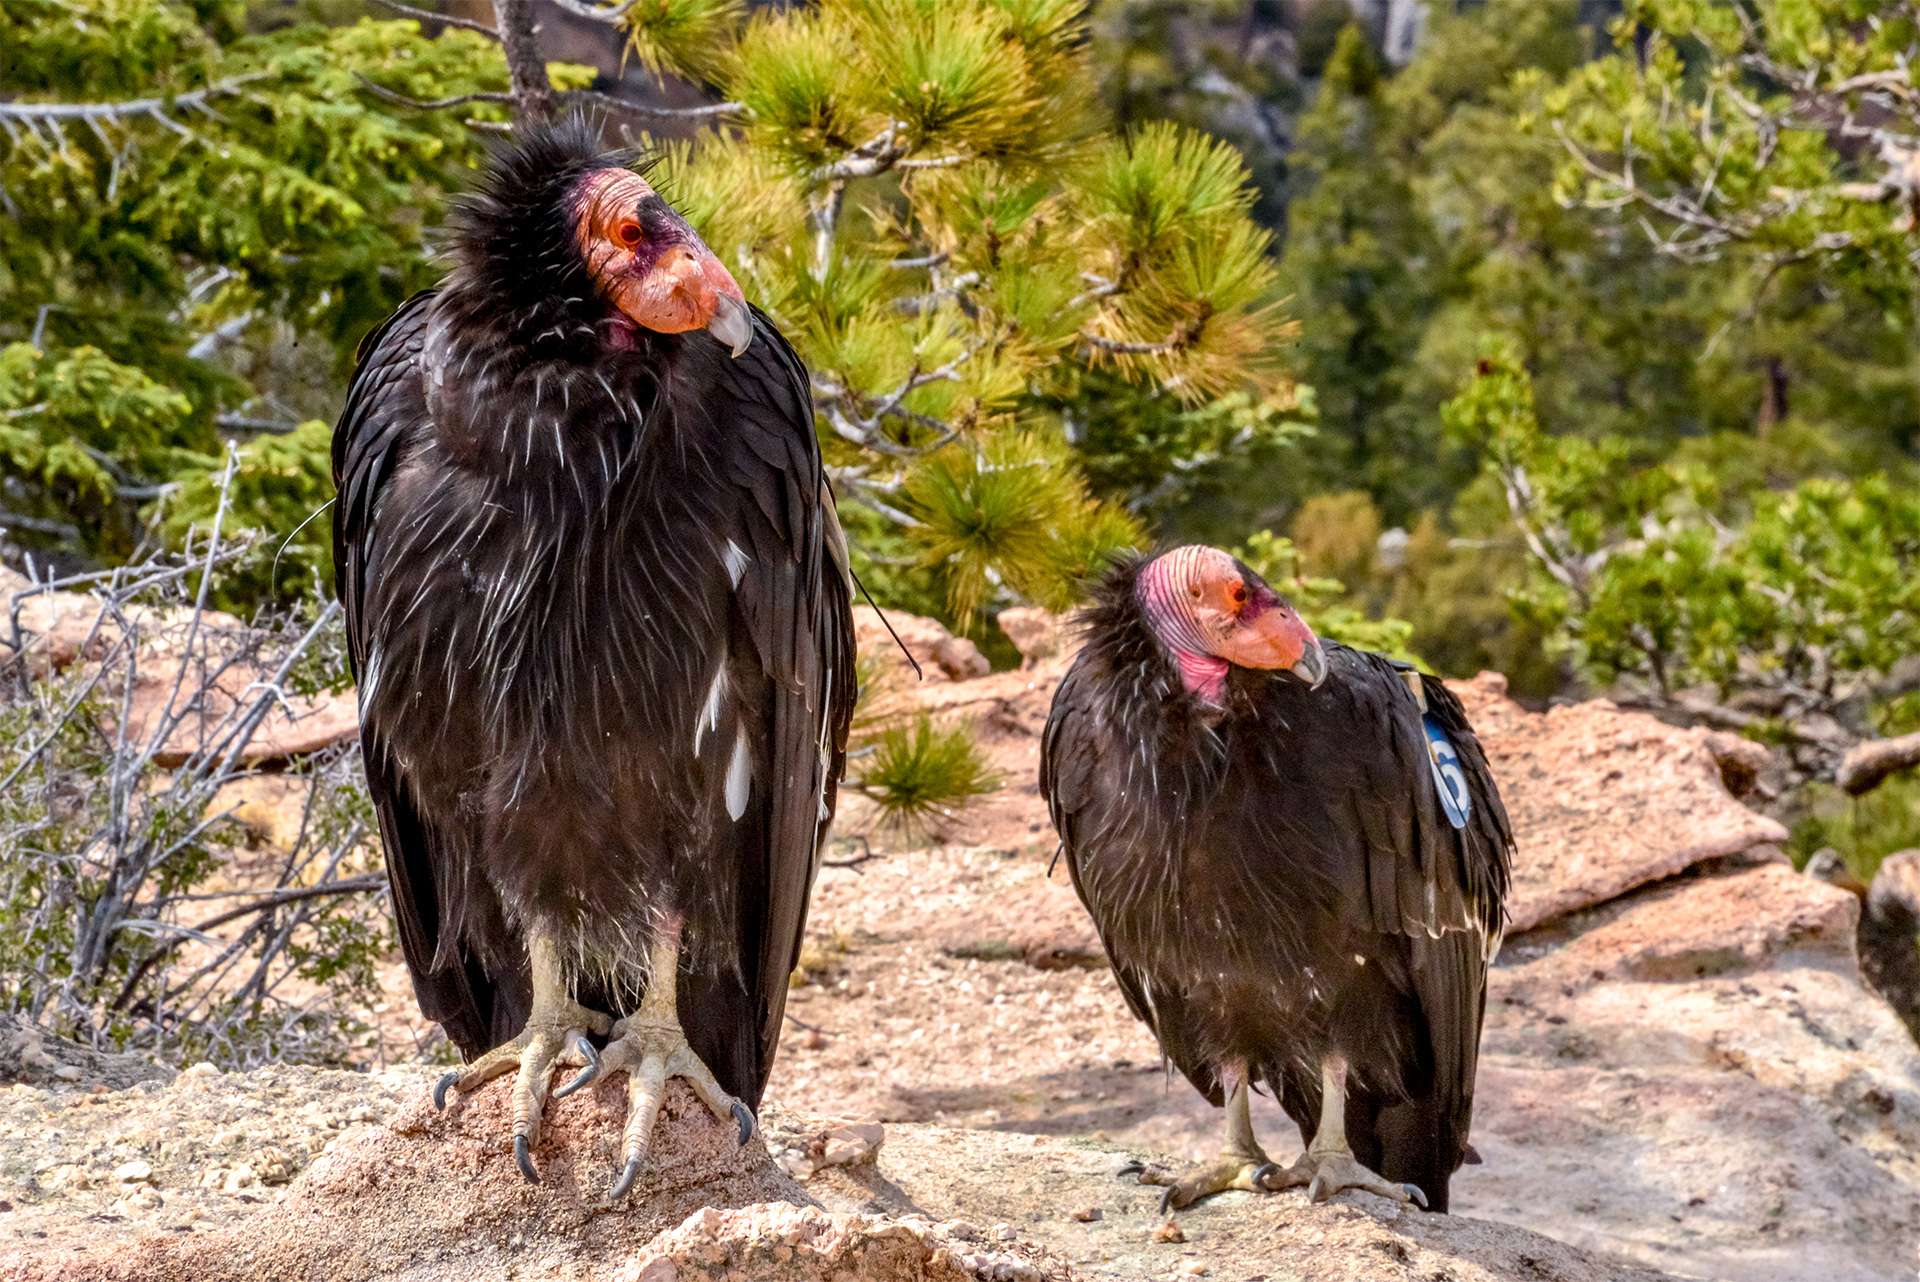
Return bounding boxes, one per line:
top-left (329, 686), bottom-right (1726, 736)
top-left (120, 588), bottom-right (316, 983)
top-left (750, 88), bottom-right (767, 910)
top-left (332, 120), bottom-right (856, 1199)
top-left (1040, 546), bottom-right (1512, 1213)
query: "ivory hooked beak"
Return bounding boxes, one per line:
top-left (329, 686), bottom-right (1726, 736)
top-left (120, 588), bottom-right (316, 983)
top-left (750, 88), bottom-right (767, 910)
top-left (708, 294), bottom-right (752, 359)
top-left (1291, 638), bottom-right (1330, 690)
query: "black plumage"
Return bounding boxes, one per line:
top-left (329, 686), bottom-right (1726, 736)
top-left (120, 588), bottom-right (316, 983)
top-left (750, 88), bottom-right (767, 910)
top-left (1041, 554), bottom-right (1512, 1212)
top-left (332, 121), bottom-right (855, 1124)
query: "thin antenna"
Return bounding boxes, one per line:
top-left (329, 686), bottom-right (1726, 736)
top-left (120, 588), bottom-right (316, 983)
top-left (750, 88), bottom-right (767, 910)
top-left (851, 569), bottom-right (923, 681)
top-left (273, 497), bottom-right (337, 597)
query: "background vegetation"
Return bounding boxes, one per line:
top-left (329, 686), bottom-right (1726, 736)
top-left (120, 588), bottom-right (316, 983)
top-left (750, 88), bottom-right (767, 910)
top-left (5, 0), bottom-right (1920, 1059)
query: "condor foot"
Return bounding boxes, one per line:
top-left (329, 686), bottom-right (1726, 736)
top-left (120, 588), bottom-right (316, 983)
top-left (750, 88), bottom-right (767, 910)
top-left (554, 1012), bottom-right (754, 1202)
top-left (1127, 1153), bottom-right (1304, 1213)
top-left (431, 1000), bottom-right (613, 1184)
top-left (1301, 1150), bottom-right (1428, 1209)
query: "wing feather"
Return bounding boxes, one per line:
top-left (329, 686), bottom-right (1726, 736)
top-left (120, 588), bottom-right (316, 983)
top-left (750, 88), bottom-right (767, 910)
top-left (332, 291), bottom-right (516, 1056)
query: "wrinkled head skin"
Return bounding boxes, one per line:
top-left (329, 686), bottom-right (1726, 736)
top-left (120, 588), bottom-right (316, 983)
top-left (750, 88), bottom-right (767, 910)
top-left (1135, 545), bottom-right (1328, 705)
top-left (571, 168), bottom-right (751, 357)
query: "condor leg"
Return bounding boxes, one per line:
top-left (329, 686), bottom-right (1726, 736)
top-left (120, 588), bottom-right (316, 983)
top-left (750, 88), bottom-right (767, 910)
top-left (1298, 1055), bottom-right (1428, 1208)
top-left (431, 932), bottom-right (612, 1184)
top-left (551, 915), bottom-right (754, 1202)
top-left (1132, 1062), bottom-right (1304, 1213)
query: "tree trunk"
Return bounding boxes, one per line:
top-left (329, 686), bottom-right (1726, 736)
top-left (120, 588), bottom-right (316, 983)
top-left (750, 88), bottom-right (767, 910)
top-left (492, 0), bottom-right (553, 124)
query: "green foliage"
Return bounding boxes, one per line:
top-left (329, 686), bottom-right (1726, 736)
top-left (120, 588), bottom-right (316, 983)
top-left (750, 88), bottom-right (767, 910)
top-left (902, 432), bottom-right (1144, 627)
top-left (1446, 339), bottom-right (1920, 761)
top-left (0, 0), bottom-right (555, 575)
top-left (1543, 0), bottom-right (1920, 291)
top-left (160, 421), bottom-right (338, 607)
top-left (0, 342), bottom-right (197, 552)
top-left (1045, 370), bottom-right (1313, 540)
top-left (1789, 776), bottom-right (1920, 884)
top-left (854, 713), bottom-right (1001, 834)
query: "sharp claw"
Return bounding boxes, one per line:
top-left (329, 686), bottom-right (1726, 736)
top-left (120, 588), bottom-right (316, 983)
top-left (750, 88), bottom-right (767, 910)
top-left (433, 1070), bottom-right (460, 1111)
top-left (1251, 1162), bottom-right (1282, 1191)
top-left (1404, 1183), bottom-right (1429, 1209)
top-left (1116, 1159), bottom-right (1145, 1179)
top-left (1308, 1173), bottom-right (1331, 1204)
top-left (1158, 1186), bottom-right (1178, 1216)
top-left (514, 1134), bottom-right (539, 1184)
top-left (553, 1034), bottom-right (602, 1101)
top-left (731, 1101), bottom-right (755, 1146)
top-left (608, 1155), bottom-right (643, 1202)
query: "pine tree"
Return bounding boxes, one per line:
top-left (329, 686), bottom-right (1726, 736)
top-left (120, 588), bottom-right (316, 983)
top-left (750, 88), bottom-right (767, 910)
top-left (0, 0), bottom-right (541, 584)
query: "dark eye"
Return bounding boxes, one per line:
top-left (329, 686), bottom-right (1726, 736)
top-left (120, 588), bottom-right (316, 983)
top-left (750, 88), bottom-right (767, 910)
top-left (1231, 583), bottom-right (1248, 606)
top-left (616, 221), bottom-right (642, 247)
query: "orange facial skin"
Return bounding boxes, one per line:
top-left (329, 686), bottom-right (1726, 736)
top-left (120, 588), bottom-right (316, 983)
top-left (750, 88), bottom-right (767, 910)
top-left (1207, 575), bottom-right (1323, 681)
top-left (573, 169), bottom-right (751, 353)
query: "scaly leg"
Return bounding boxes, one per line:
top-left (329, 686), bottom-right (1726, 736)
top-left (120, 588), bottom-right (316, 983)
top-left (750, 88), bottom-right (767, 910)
top-left (1131, 1062), bottom-right (1305, 1212)
top-left (1297, 1055), bottom-right (1427, 1209)
top-left (551, 916), bottom-right (754, 1201)
top-left (431, 933), bottom-right (612, 1183)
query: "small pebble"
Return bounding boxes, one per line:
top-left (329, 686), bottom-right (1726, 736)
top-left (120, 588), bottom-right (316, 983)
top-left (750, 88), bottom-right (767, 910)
top-left (1071, 1206), bottom-right (1102, 1223)
top-left (1152, 1218), bottom-right (1186, 1244)
top-left (112, 1159), bottom-right (154, 1185)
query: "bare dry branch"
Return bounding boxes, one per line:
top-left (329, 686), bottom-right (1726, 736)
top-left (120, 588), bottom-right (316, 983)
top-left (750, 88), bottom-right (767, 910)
top-left (368, 0), bottom-right (500, 38)
top-left (1838, 730), bottom-right (1920, 795)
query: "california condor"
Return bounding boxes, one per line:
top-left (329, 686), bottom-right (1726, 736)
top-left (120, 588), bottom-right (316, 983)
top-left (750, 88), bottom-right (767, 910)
top-left (1040, 546), bottom-right (1511, 1212)
top-left (332, 120), bottom-right (856, 1198)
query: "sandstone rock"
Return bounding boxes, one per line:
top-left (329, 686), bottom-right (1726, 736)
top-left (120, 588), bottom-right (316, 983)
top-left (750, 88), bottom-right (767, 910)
top-left (0, 1014), bottom-right (169, 1091)
top-left (852, 606), bottom-right (989, 684)
top-left (819, 1121), bottom-right (884, 1167)
top-left (1447, 673), bottom-right (1790, 932)
top-left (995, 608), bottom-right (1069, 669)
top-left (1701, 729), bottom-right (1771, 797)
top-left (1480, 861), bottom-right (1920, 1282)
top-left (609, 1203), bottom-right (1055, 1282)
top-left (0, 575), bottom-right (358, 766)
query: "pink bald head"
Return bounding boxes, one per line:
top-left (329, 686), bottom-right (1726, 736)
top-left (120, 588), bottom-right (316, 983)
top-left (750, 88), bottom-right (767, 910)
top-left (1135, 545), bottom-right (1328, 704)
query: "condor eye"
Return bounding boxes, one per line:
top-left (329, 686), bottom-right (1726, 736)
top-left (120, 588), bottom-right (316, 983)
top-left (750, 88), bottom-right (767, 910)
top-left (1231, 583), bottom-right (1248, 606)
top-left (616, 221), bottom-right (643, 248)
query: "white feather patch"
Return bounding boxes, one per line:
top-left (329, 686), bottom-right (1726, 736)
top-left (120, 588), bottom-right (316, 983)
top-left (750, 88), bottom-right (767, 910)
top-left (725, 729), bottom-right (752, 822)
top-left (722, 539), bottom-right (750, 587)
top-left (694, 666), bottom-right (728, 754)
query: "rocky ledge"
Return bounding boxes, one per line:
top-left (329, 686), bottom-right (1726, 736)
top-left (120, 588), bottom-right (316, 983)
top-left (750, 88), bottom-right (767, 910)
top-left (3, 610), bottom-right (1917, 1280)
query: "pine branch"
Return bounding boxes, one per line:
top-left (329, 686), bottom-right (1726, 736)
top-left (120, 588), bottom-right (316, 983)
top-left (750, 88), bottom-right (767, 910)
top-left (353, 75), bottom-right (515, 112)
top-left (367, 0), bottom-right (500, 39)
top-left (1081, 332), bottom-right (1186, 355)
top-left (0, 74), bottom-right (268, 142)
top-left (564, 88), bottom-right (743, 119)
top-left (492, 0), bottom-right (555, 123)
top-left (547, 0), bottom-right (641, 20)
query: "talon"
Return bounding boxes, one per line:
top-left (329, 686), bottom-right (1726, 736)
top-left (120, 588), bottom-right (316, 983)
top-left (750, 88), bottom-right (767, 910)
top-left (1251, 1161), bottom-right (1282, 1191)
top-left (608, 1155), bottom-right (642, 1202)
top-left (554, 1034), bottom-right (602, 1100)
top-left (1158, 1186), bottom-right (1178, 1216)
top-left (433, 1070), bottom-right (460, 1111)
top-left (514, 1134), bottom-right (539, 1184)
top-left (1404, 1183), bottom-right (1429, 1209)
top-left (1116, 1159), bottom-right (1145, 1179)
top-left (1308, 1173), bottom-right (1332, 1204)
top-left (731, 1101), bottom-right (755, 1146)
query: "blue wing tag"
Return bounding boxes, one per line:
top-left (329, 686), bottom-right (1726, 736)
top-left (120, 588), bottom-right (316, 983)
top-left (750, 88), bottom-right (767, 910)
top-left (1423, 714), bottom-right (1472, 829)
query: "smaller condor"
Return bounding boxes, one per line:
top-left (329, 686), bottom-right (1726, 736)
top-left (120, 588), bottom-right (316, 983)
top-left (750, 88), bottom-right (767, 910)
top-left (1040, 546), bottom-right (1512, 1213)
